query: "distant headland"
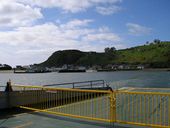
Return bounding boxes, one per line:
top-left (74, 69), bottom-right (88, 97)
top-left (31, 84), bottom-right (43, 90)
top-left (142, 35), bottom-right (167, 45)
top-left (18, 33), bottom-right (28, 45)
top-left (1, 40), bottom-right (170, 72)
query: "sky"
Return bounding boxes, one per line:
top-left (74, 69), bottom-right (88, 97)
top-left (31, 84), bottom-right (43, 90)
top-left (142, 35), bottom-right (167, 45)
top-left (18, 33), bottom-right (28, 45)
top-left (0, 0), bottom-right (170, 66)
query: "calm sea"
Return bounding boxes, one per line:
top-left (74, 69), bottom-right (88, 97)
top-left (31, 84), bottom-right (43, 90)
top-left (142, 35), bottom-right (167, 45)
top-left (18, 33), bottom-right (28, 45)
top-left (0, 71), bottom-right (170, 89)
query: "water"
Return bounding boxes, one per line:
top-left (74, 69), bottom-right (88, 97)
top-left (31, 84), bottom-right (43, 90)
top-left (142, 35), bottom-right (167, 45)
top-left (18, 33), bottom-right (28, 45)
top-left (0, 71), bottom-right (170, 88)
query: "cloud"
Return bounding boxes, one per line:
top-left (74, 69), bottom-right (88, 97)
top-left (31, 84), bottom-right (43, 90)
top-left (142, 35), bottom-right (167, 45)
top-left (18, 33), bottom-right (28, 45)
top-left (126, 23), bottom-right (152, 36)
top-left (17, 0), bottom-right (122, 14)
top-left (96, 6), bottom-right (122, 15)
top-left (0, 0), bottom-right (123, 27)
top-left (60, 19), bottom-right (93, 29)
top-left (83, 33), bottom-right (121, 42)
top-left (0, 0), bottom-right (43, 27)
top-left (0, 19), bottom-right (124, 65)
top-left (0, 19), bottom-right (122, 48)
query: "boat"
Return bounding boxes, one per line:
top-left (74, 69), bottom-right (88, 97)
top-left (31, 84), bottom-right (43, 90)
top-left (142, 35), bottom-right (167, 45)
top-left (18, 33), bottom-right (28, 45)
top-left (14, 69), bottom-right (51, 73)
top-left (58, 69), bottom-right (86, 73)
top-left (86, 69), bottom-right (97, 72)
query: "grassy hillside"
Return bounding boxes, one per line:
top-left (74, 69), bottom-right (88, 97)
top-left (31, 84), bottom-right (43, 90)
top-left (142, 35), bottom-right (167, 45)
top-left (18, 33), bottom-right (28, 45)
top-left (39, 41), bottom-right (170, 68)
top-left (115, 42), bottom-right (170, 67)
top-left (40, 50), bottom-right (112, 67)
top-left (40, 50), bottom-right (85, 67)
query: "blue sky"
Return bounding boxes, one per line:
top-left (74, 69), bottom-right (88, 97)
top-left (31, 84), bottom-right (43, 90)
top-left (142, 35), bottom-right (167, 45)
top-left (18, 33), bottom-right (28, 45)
top-left (0, 0), bottom-right (169, 66)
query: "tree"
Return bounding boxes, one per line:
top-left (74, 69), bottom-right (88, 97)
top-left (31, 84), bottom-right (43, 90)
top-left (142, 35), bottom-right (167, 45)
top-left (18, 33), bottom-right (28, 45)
top-left (110, 47), bottom-right (116, 52)
top-left (104, 47), bottom-right (117, 59)
top-left (146, 41), bottom-right (149, 45)
top-left (154, 39), bottom-right (161, 44)
top-left (104, 47), bottom-right (110, 53)
top-left (104, 47), bottom-right (116, 54)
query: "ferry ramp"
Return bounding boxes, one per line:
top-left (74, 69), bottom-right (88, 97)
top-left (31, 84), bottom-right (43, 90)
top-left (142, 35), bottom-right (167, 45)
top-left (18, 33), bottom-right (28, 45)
top-left (0, 80), bottom-right (170, 128)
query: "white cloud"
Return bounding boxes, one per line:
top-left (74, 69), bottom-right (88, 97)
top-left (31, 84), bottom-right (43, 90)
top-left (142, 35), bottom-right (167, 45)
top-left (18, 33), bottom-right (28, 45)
top-left (0, 0), bottom-right (122, 28)
top-left (98, 26), bottom-right (111, 33)
top-left (0, 0), bottom-right (43, 27)
top-left (96, 6), bottom-right (122, 15)
top-left (126, 23), bottom-right (152, 36)
top-left (0, 19), bottom-right (124, 65)
top-left (0, 0), bottom-right (123, 27)
top-left (17, 0), bottom-right (122, 14)
top-left (83, 33), bottom-right (121, 42)
top-left (0, 19), bottom-right (121, 47)
top-left (60, 19), bottom-right (93, 29)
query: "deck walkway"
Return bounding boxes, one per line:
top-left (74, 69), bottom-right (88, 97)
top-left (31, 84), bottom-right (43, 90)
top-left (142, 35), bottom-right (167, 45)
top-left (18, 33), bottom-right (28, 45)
top-left (0, 108), bottom-right (145, 128)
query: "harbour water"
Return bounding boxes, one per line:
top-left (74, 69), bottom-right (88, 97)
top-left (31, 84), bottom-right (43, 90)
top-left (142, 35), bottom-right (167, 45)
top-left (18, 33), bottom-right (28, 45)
top-left (0, 70), bottom-right (170, 89)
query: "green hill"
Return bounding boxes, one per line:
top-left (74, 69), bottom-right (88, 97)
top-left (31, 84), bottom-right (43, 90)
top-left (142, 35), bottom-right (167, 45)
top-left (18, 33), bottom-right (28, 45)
top-left (115, 41), bottom-right (170, 68)
top-left (39, 41), bottom-right (170, 68)
top-left (40, 50), bottom-right (111, 67)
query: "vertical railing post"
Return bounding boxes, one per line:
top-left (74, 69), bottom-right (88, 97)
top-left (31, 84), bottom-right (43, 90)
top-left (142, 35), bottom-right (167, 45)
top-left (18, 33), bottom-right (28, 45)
top-left (110, 91), bottom-right (116, 123)
top-left (5, 79), bottom-right (13, 92)
top-left (5, 80), bottom-right (13, 108)
top-left (73, 83), bottom-right (75, 88)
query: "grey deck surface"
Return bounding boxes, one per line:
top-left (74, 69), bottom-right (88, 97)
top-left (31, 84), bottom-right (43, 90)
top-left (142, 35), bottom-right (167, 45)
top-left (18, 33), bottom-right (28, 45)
top-left (0, 108), bottom-right (145, 128)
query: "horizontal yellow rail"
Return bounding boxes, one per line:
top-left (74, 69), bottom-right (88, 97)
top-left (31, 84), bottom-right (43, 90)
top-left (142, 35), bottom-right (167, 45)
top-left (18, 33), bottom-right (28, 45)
top-left (116, 120), bottom-right (169, 128)
top-left (117, 90), bottom-right (170, 96)
top-left (19, 106), bottom-right (111, 122)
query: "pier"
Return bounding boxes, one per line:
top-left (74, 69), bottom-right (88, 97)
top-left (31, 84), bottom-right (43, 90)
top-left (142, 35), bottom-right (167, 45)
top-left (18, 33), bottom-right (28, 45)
top-left (0, 80), bottom-right (170, 128)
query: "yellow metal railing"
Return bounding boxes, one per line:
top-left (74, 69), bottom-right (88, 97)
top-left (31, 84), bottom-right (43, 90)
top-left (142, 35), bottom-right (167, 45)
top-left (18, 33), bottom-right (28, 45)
top-left (12, 85), bottom-right (111, 122)
top-left (11, 85), bottom-right (170, 128)
top-left (115, 91), bottom-right (170, 128)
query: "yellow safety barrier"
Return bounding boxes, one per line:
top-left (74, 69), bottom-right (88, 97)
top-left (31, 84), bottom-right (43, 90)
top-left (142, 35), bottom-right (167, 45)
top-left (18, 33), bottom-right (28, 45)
top-left (115, 91), bottom-right (170, 128)
top-left (12, 85), bottom-right (112, 122)
top-left (11, 85), bottom-right (170, 128)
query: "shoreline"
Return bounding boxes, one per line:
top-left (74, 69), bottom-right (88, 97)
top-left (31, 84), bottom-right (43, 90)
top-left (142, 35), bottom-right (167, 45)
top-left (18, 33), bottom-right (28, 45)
top-left (0, 68), bottom-right (169, 73)
top-left (0, 70), bottom-right (13, 73)
top-left (143, 68), bottom-right (170, 71)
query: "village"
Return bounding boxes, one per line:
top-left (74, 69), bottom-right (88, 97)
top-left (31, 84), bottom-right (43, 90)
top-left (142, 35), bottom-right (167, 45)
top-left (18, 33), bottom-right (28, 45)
top-left (13, 64), bottom-right (145, 73)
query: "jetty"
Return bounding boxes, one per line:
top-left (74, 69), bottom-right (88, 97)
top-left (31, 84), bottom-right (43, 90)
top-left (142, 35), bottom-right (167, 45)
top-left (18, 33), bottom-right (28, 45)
top-left (58, 69), bottom-right (86, 73)
top-left (0, 80), bottom-right (170, 128)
